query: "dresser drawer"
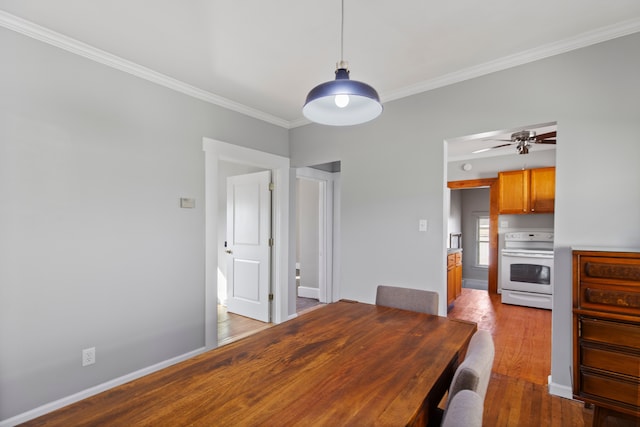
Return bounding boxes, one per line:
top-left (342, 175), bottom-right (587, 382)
top-left (581, 317), bottom-right (640, 351)
top-left (580, 370), bottom-right (640, 408)
top-left (576, 255), bottom-right (640, 315)
top-left (581, 343), bottom-right (640, 378)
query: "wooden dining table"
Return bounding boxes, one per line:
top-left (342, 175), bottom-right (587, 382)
top-left (24, 300), bottom-right (477, 427)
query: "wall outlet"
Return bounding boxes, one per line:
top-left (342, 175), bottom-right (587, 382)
top-left (82, 347), bottom-right (96, 367)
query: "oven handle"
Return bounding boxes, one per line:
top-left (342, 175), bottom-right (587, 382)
top-left (502, 251), bottom-right (554, 259)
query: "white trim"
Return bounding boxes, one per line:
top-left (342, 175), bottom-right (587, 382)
top-left (547, 375), bottom-right (574, 400)
top-left (297, 286), bottom-right (320, 299)
top-left (203, 138), bottom-right (290, 350)
top-left (0, 348), bottom-right (205, 427)
top-left (2, 10), bottom-right (639, 130)
top-left (462, 278), bottom-right (488, 290)
top-left (0, 10), bottom-right (289, 129)
top-left (381, 17), bottom-right (640, 105)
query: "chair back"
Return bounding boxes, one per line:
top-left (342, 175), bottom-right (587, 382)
top-left (375, 285), bottom-right (439, 315)
top-left (448, 329), bottom-right (495, 402)
top-left (441, 390), bottom-right (483, 427)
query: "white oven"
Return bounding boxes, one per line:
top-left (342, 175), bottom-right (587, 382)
top-left (500, 231), bottom-right (554, 310)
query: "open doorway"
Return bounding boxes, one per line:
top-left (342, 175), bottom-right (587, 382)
top-left (444, 122), bottom-right (557, 400)
top-left (445, 121), bottom-right (556, 299)
top-left (203, 138), bottom-right (290, 349)
top-left (295, 161), bottom-right (341, 314)
top-left (449, 187), bottom-right (492, 291)
top-left (215, 162), bottom-right (273, 346)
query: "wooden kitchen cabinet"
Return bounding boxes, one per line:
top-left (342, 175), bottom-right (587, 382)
top-left (498, 167), bottom-right (555, 214)
top-left (447, 251), bottom-right (462, 307)
top-left (572, 250), bottom-right (640, 426)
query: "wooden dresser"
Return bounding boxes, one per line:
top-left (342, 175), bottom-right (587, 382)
top-left (572, 250), bottom-right (640, 426)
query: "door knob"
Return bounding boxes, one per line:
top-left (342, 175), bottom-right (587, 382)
top-left (225, 249), bottom-right (232, 254)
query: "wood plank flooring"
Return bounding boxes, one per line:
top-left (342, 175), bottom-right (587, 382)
top-left (448, 288), bottom-right (595, 426)
top-left (217, 297), bottom-right (323, 346)
top-left (217, 304), bottom-right (272, 346)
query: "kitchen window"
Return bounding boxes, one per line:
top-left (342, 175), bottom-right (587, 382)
top-left (476, 214), bottom-right (489, 267)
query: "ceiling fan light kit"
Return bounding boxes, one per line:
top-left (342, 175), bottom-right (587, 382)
top-left (303, 0), bottom-right (382, 126)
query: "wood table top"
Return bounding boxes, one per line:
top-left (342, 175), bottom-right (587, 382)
top-left (24, 301), bottom-right (476, 427)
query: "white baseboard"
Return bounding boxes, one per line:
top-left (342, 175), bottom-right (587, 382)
top-left (0, 347), bottom-right (206, 427)
top-left (547, 375), bottom-right (573, 399)
top-left (462, 278), bottom-right (488, 290)
top-left (297, 286), bottom-right (319, 299)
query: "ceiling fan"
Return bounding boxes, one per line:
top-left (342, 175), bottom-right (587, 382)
top-left (473, 130), bottom-right (557, 155)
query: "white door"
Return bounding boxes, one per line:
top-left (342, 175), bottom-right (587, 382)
top-left (226, 170), bottom-right (271, 322)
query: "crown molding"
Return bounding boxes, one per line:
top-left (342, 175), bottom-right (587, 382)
top-left (382, 17), bottom-right (640, 104)
top-left (0, 10), bottom-right (291, 129)
top-left (3, 10), bottom-right (639, 130)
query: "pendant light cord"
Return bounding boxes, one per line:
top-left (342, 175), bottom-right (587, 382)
top-left (340, 0), bottom-right (345, 63)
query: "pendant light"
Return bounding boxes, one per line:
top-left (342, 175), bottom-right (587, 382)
top-left (303, 0), bottom-right (383, 126)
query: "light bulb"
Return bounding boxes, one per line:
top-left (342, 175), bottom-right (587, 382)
top-left (334, 94), bottom-right (350, 108)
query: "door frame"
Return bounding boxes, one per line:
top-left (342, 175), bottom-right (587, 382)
top-left (447, 178), bottom-right (499, 294)
top-left (203, 138), bottom-right (290, 349)
top-left (295, 167), bottom-right (338, 304)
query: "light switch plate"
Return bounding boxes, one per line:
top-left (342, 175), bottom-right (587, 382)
top-left (500, 220), bottom-right (509, 228)
top-left (419, 219), bottom-right (428, 232)
top-left (180, 198), bottom-right (195, 209)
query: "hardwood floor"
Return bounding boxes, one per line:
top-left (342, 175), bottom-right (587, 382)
top-left (217, 297), bottom-right (323, 346)
top-left (217, 305), bottom-right (271, 346)
top-left (448, 288), bottom-right (595, 426)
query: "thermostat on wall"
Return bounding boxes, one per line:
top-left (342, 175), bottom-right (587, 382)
top-left (180, 198), bottom-right (195, 209)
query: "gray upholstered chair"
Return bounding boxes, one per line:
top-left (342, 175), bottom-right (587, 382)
top-left (428, 329), bottom-right (494, 427)
top-left (448, 329), bottom-right (495, 402)
top-left (440, 390), bottom-right (484, 427)
top-left (375, 285), bottom-right (439, 315)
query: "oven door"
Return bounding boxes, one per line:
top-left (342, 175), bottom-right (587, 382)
top-left (501, 250), bottom-right (554, 294)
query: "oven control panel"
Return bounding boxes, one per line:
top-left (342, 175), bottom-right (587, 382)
top-left (504, 231), bottom-right (554, 242)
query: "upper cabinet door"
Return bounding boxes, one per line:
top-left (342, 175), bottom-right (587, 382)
top-left (498, 169), bottom-right (529, 214)
top-left (530, 167), bottom-right (555, 213)
top-left (498, 167), bottom-right (555, 214)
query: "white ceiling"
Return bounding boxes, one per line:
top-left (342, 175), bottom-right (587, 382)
top-left (2, 0), bottom-right (640, 155)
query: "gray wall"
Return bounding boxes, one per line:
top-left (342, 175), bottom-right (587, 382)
top-left (0, 28), bottom-right (288, 420)
top-left (290, 32), bottom-right (640, 397)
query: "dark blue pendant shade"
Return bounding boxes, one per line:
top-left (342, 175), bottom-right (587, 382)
top-left (303, 67), bottom-right (383, 126)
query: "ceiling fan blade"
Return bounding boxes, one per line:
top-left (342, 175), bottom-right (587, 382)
top-left (534, 140), bottom-right (556, 144)
top-left (472, 143), bottom-right (513, 154)
top-left (490, 143), bottom-right (514, 149)
top-left (536, 131), bottom-right (556, 140)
